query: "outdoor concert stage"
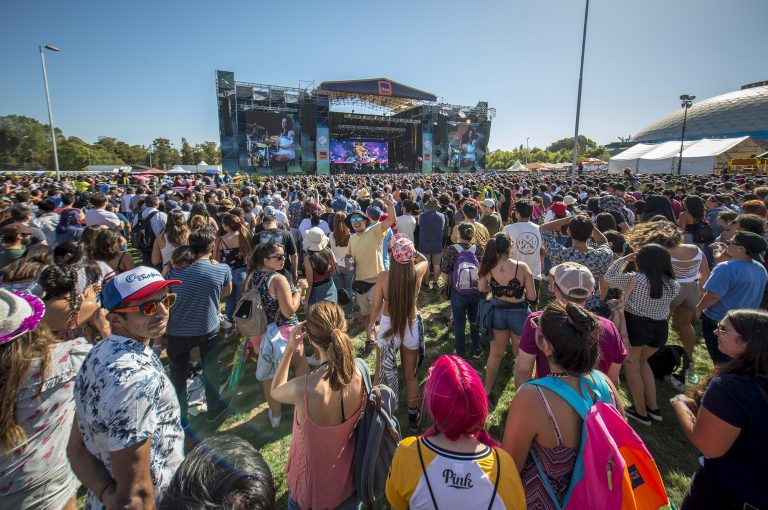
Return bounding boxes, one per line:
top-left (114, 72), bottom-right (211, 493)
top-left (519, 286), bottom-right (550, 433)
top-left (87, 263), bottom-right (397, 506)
top-left (215, 71), bottom-right (494, 175)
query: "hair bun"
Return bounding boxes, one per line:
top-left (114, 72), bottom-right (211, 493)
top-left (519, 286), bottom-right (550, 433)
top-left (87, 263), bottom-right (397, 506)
top-left (565, 303), bottom-right (597, 333)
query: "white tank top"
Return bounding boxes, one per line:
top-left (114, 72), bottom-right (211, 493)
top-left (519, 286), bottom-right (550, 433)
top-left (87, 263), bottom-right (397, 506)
top-left (160, 234), bottom-right (176, 266)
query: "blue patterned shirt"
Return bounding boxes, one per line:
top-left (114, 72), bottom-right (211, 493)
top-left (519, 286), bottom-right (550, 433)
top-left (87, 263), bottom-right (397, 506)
top-left (74, 334), bottom-right (184, 509)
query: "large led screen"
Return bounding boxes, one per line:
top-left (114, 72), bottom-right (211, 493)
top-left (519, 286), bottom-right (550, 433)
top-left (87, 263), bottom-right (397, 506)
top-left (330, 140), bottom-right (388, 164)
top-left (447, 124), bottom-right (483, 170)
top-left (244, 111), bottom-right (299, 167)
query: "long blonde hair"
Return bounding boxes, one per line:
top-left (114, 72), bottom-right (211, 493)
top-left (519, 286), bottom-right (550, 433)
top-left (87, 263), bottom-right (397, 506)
top-left (165, 210), bottom-right (190, 247)
top-left (0, 326), bottom-right (55, 452)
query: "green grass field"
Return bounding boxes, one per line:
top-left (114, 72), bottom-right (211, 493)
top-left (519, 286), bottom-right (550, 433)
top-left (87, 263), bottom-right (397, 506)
top-left (77, 251), bottom-right (709, 508)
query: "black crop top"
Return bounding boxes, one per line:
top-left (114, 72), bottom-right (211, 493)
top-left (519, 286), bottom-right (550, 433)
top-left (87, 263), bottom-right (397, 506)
top-left (489, 261), bottom-right (525, 299)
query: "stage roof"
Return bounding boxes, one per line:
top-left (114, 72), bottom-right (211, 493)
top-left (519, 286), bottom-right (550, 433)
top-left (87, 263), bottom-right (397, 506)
top-left (317, 78), bottom-right (437, 114)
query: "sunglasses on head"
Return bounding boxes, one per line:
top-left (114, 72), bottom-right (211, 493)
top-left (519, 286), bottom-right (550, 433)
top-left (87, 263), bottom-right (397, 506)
top-left (113, 294), bottom-right (176, 316)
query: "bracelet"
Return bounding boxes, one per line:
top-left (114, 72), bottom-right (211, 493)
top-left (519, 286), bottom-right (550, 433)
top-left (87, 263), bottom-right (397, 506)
top-left (98, 478), bottom-right (115, 501)
top-left (669, 394), bottom-right (688, 403)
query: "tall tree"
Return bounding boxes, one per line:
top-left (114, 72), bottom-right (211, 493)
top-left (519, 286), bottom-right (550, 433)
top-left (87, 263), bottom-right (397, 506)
top-left (180, 137), bottom-right (197, 165)
top-left (196, 141), bottom-right (221, 164)
top-left (150, 138), bottom-right (180, 168)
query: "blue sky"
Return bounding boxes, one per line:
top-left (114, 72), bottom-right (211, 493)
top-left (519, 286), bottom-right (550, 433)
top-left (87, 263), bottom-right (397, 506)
top-left (2, 0), bottom-right (765, 151)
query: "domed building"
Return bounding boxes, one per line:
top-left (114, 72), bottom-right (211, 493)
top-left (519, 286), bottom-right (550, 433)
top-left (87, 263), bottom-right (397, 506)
top-left (632, 82), bottom-right (768, 143)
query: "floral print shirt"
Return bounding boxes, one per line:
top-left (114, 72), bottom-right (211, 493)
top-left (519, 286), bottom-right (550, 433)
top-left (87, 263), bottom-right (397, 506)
top-left (0, 338), bottom-right (91, 498)
top-left (74, 334), bottom-right (184, 509)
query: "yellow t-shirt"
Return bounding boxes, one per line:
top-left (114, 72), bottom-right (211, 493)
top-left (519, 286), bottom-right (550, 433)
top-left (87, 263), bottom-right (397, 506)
top-left (347, 221), bottom-right (387, 281)
top-left (386, 436), bottom-right (526, 510)
top-left (74, 180), bottom-right (90, 192)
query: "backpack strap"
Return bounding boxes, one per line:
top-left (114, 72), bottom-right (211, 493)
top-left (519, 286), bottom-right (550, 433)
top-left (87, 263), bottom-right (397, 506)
top-left (354, 358), bottom-right (372, 395)
top-left (417, 439), bottom-right (439, 510)
top-left (487, 448), bottom-right (500, 510)
top-left (525, 377), bottom-right (592, 419)
top-left (529, 448), bottom-right (564, 510)
top-left (452, 243), bottom-right (464, 253)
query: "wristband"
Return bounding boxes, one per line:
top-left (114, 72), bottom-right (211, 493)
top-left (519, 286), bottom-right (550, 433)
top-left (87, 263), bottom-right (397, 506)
top-left (98, 479), bottom-right (115, 501)
top-left (669, 394), bottom-right (688, 403)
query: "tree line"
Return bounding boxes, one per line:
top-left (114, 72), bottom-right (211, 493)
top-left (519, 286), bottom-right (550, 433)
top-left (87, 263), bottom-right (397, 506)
top-left (486, 135), bottom-right (611, 169)
top-left (0, 115), bottom-right (221, 171)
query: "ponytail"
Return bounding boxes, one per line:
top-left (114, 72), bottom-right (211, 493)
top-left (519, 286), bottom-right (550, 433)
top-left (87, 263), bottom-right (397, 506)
top-left (325, 327), bottom-right (355, 392)
top-left (305, 302), bottom-right (355, 391)
top-left (540, 302), bottom-right (601, 374)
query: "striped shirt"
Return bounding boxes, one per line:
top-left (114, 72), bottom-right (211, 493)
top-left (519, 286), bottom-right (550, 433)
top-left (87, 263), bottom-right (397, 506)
top-left (167, 259), bottom-right (232, 336)
top-left (605, 258), bottom-right (680, 321)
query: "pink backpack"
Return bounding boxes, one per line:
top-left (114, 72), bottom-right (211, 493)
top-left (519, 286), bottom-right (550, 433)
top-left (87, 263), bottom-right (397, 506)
top-left (527, 371), bottom-right (673, 510)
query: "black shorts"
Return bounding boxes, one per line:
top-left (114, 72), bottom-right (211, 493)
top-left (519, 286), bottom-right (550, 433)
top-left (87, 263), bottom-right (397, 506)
top-left (625, 311), bottom-right (668, 348)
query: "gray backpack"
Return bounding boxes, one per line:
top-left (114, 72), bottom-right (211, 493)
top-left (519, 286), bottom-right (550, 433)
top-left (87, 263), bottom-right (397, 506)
top-left (353, 358), bottom-right (401, 505)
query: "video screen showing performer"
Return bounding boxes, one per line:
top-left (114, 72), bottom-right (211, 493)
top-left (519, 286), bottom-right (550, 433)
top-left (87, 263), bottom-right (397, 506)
top-left (330, 140), bottom-right (388, 164)
top-left (447, 123), bottom-right (488, 169)
top-left (244, 112), bottom-right (298, 167)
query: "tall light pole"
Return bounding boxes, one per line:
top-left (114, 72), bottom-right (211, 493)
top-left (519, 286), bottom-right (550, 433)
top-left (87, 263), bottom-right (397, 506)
top-left (39, 44), bottom-right (61, 180)
top-left (677, 94), bottom-right (695, 175)
top-left (571, 0), bottom-right (590, 182)
top-left (526, 137), bottom-right (530, 165)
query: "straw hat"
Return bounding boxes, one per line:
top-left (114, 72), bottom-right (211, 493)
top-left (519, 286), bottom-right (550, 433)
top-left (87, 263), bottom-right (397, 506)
top-left (0, 290), bottom-right (45, 344)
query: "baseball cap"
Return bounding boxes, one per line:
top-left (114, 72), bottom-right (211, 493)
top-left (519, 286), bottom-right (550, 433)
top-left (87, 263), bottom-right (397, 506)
top-left (549, 262), bottom-right (595, 300)
top-left (263, 205), bottom-right (276, 217)
top-left (733, 231), bottom-right (767, 262)
top-left (482, 199), bottom-right (495, 208)
top-left (101, 266), bottom-right (181, 311)
top-left (563, 195), bottom-right (577, 206)
top-left (550, 202), bottom-right (568, 217)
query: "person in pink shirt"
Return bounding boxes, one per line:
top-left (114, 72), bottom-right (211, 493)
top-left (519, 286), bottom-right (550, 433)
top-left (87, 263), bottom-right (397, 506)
top-left (514, 262), bottom-right (627, 388)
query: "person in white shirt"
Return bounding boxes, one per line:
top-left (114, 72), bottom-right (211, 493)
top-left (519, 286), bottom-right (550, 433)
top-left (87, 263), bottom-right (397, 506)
top-left (132, 194), bottom-right (167, 266)
top-left (395, 200), bottom-right (417, 243)
top-left (503, 199), bottom-right (543, 280)
top-left (85, 193), bottom-right (123, 229)
top-left (120, 189), bottom-right (135, 221)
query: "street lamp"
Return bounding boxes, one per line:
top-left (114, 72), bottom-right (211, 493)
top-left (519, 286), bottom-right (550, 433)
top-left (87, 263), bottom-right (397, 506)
top-left (39, 44), bottom-right (61, 180)
top-left (571, 0), bottom-right (590, 181)
top-left (526, 137), bottom-right (530, 165)
top-left (676, 94), bottom-right (695, 175)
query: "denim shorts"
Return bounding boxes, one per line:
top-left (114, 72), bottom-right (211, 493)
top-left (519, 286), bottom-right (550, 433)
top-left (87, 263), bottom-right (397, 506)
top-left (490, 300), bottom-right (531, 335)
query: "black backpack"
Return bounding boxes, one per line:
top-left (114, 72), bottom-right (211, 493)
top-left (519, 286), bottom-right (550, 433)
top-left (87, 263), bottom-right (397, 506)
top-left (648, 345), bottom-right (690, 379)
top-left (692, 219), bottom-right (715, 244)
top-left (353, 358), bottom-right (401, 505)
top-left (131, 211), bottom-right (159, 251)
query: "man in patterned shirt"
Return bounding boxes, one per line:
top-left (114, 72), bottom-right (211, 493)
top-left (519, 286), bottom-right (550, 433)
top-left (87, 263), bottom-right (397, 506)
top-left (68, 267), bottom-right (185, 509)
top-left (539, 214), bottom-right (613, 313)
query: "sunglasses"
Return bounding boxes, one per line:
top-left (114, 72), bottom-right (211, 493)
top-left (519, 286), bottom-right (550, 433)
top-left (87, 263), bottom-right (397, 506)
top-left (716, 322), bottom-right (741, 336)
top-left (113, 294), bottom-right (176, 316)
top-left (350, 216), bottom-right (366, 223)
top-left (267, 253), bottom-right (287, 260)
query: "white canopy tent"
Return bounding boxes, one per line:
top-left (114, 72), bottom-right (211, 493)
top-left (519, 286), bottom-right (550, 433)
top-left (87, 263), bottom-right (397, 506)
top-left (507, 160), bottom-right (527, 171)
top-left (167, 166), bottom-right (189, 174)
top-left (609, 137), bottom-right (759, 175)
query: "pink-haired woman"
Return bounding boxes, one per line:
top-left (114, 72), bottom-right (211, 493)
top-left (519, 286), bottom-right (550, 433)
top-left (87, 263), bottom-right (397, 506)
top-left (386, 355), bottom-right (525, 510)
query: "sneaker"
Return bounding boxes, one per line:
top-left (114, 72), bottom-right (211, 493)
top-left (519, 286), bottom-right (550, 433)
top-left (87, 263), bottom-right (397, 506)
top-left (472, 347), bottom-right (485, 359)
top-left (645, 407), bottom-right (663, 422)
top-left (625, 406), bottom-right (652, 426)
top-left (268, 409), bottom-right (281, 429)
top-left (408, 409), bottom-right (421, 432)
top-left (206, 405), bottom-right (229, 423)
top-left (665, 374), bottom-right (687, 393)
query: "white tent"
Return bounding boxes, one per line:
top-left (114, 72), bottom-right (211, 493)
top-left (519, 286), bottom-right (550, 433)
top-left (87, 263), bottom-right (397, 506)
top-left (609, 137), bottom-right (759, 175)
top-left (507, 160), bottom-right (527, 171)
top-left (167, 165), bottom-right (189, 174)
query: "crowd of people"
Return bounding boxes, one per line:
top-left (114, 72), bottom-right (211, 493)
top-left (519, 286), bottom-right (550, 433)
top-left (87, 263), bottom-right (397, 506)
top-left (0, 167), bottom-right (767, 509)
